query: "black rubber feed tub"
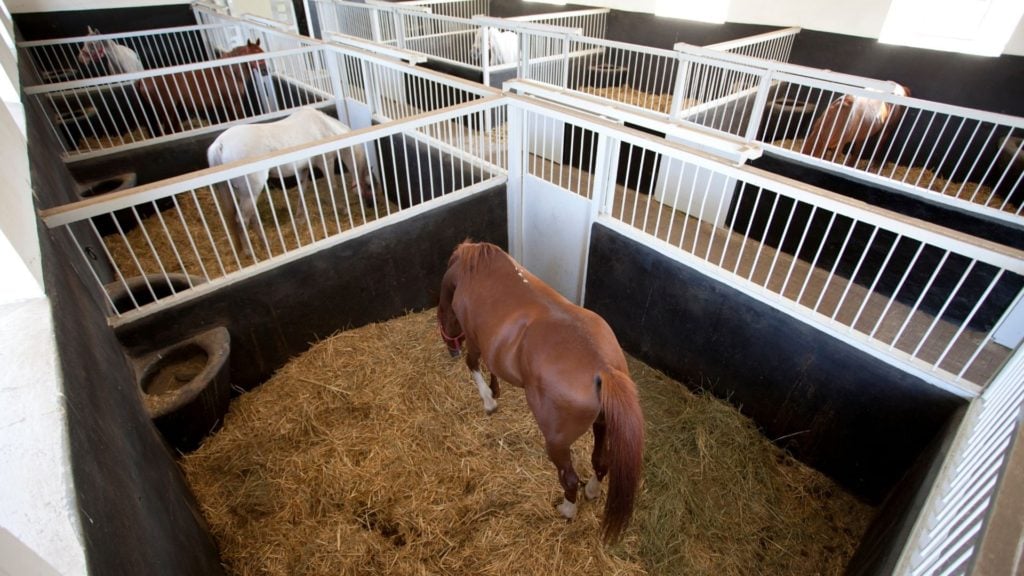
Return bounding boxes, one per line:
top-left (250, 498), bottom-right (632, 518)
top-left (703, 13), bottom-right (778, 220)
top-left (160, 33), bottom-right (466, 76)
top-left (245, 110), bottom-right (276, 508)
top-left (133, 326), bottom-right (231, 454)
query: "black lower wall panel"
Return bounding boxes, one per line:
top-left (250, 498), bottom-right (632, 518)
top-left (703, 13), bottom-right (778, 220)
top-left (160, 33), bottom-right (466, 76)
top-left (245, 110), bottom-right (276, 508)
top-left (14, 5), bottom-right (195, 41)
top-left (583, 224), bottom-right (965, 504)
top-left (844, 404), bottom-right (965, 575)
top-left (40, 221), bottom-right (225, 576)
top-left (114, 186), bottom-right (509, 390)
top-left (26, 38), bottom-right (224, 572)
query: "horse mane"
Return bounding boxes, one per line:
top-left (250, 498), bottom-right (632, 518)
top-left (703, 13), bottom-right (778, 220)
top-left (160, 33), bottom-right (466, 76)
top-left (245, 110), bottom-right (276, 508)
top-left (452, 240), bottom-right (507, 276)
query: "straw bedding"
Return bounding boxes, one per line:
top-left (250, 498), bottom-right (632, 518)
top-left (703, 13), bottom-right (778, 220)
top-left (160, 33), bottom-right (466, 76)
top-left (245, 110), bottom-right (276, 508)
top-left (103, 175), bottom-right (386, 282)
top-left (775, 138), bottom-right (1017, 213)
top-left (579, 85), bottom-right (692, 115)
top-left (181, 309), bottom-right (875, 576)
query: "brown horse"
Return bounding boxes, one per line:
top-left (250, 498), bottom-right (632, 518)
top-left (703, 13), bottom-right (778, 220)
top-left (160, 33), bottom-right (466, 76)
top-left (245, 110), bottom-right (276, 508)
top-left (135, 40), bottom-right (267, 136)
top-left (802, 82), bottom-right (910, 166)
top-left (437, 241), bottom-right (645, 543)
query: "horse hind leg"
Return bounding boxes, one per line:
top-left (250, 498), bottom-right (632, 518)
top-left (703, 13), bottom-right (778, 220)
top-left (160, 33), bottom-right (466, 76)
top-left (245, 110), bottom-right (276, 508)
top-left (546, 441), bottom-right (580, 519)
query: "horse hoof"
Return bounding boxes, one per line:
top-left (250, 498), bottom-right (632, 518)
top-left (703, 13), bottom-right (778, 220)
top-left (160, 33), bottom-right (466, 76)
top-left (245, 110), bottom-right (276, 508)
top-left (484, 402), bottom-right (498, 416)
top-left (584, 477), bottom-right (602, 500)
top-left (557, 499), bottom-right (577, 519)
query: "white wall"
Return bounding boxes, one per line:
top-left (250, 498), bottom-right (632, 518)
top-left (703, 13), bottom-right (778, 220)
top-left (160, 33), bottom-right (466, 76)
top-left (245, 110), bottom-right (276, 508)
top-left (0, 0), bottom-right (87, 574)
top-left (6, 0), bottom-right (186, 11)
top-left (550, 0), bottom-right (1024, 56)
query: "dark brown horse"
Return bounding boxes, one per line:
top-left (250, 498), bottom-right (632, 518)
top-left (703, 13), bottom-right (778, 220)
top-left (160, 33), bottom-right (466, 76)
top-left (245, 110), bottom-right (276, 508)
top-left (135, 40), bottom-right (267, 136)
top-left (437, 241), bottom-right (644, 543)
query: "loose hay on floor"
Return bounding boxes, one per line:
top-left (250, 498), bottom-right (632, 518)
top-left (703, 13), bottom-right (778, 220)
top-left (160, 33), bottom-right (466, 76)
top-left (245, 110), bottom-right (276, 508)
top-left (103, 178), bottom-right (390, 282)
top-left (774, 138), bottom-right (1017, 214)
top-left (181, 309), bottom-right (875, 575)
top-left (578, 85), bottom-right (695, 115)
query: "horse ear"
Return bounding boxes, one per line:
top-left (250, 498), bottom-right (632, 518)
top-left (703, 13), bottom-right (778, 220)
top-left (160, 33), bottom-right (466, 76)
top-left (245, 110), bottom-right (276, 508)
top-left (87, 26), bottom-right (98, 35)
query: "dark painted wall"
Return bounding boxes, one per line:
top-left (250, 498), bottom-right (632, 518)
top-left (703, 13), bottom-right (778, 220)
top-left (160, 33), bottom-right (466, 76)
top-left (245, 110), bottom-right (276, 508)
top-left (113, 188), bottom-right (509, 390)
top-left (14, 4), bottom-right (195, 40)
top-left (598, 10), bottom-right (1024, 117)
top-left (584, 223), bottom-right (965, 504)
top-left (845, 405), bottom-right (965, 575)
top-left (604, 10), bottom-right (776, 49)
top-left (789, 30), bottom-right (1024, 117)
top-left (24, 39), bottom-right (224, 576)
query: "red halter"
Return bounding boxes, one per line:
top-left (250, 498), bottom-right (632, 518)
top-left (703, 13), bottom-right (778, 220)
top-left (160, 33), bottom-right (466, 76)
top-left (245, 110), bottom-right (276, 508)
top-left (437, 315), bottom-right (465, 350)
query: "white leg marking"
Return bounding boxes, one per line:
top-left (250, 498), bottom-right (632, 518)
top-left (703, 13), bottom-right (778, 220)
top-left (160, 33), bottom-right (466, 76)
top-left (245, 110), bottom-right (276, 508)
top-left (585, 476), bottom-right (602, 500)
top-left (557, 498), bottom-right (577, 519)
top-left (472, 370), bottom-right (498, 414)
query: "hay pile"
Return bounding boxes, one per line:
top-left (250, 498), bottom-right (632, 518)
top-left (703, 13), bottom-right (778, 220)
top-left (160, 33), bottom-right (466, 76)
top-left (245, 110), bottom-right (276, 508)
top-left (103, 179), bottom-right (386, 281)
top-left (181, 309), bottom-right (874, 575)
top-left (579, 85), bottom-right (694, 115)
top-left (77, 126), bottom-right (152, 152)
top-left (775, 138), bottom-right (1016, 213)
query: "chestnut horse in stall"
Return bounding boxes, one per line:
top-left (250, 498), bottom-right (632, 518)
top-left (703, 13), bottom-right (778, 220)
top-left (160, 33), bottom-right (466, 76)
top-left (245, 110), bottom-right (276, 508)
top-left (802, 82), bottom-right (910, 166)
top-left (437, 241), bottom-right (645, 543)
top-left (135, 40), bottom-right (268, 136)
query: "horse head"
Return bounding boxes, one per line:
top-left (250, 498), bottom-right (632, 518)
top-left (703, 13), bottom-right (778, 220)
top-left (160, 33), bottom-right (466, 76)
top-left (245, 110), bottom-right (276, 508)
top-left (438, 247), bottom-right (467, 357)
top-left (221, 39), bottom-right (268, 75)
top-left (77, 26), bottom-right (106, 65)
top-left (470, 27), bottom-right (495, 64)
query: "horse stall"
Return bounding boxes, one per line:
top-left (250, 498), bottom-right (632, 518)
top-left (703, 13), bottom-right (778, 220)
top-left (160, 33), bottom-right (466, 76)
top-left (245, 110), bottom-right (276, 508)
top-left (307, 0), bottom-right (611, 88)
top-left (662, 43), bottom-right (1024, 248)
top-left (27, 34), bottom-right (1024, 568)
top-left (16, 14), bottom-right (327, 197)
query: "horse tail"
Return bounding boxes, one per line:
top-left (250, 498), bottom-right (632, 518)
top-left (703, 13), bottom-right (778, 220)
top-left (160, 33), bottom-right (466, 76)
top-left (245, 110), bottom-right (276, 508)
top-left (207, 138), bottom-right (224, 168)
top-left (598, 367), bottom-right (644, 543)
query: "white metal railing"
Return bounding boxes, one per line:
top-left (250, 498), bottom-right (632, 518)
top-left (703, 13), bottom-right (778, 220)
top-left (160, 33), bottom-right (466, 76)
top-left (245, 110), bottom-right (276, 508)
top-left (39, 96), bottom-right (508, 322)
top-left (393, 0), bottom-right (489, 19)
top-left (667, 43), bottom-right (1024, 230)
top-left (24, 46), bottom-right (326, 161)
top-left (17, 23), bottom-right (260, 87)
top-left (23, 35), bottom-right (498, 162)
top-left (704, 26), bottom-right (801, 62)
top-left (897, 345), bottom-right (1024, 575)
top-left (511, 27), bottom-right (802, 125)
top-left (307, 0), bottom-right (608, 87)
top-left (504, 8), bottom-right (608, 40)
top-left (507, 93), bottom-right (1024, 396)
top-left (758, 72), bottom-right (1024, 228)
top-left (307, 0), bottom-right (405, 43)
top-left (326, 32), bottom-right (428, 64)
top-left (504, 78), bottom-right (762, 166)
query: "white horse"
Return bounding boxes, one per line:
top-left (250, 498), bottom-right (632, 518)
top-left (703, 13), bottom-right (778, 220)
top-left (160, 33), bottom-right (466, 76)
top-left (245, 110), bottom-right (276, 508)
top-left (207, 108), bottom-right (374, 257)
top-left (77, 26), bottom-right (144, 75)
top-left (471, 27), bottom-right (519, 66)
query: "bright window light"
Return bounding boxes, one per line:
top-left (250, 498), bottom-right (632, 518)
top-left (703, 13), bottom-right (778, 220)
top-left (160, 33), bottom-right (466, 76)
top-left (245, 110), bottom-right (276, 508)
top-left (880, 0), bottom-right (1024, 56)
top-left (654, 0), bottom-right (728, 24)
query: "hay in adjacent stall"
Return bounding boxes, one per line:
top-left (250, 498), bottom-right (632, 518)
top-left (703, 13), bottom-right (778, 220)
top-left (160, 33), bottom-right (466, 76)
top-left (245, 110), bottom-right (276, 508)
top-left (774, 138), bottom-right (1017, 213)
top-left (103, 176), bottom-right (390, 282)
top-left (181, 309), bottom-right (875, 576)
top-left (579, 85), bottom-right (691, 115)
